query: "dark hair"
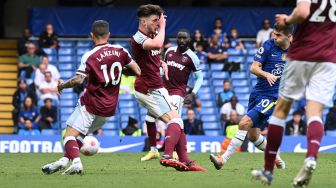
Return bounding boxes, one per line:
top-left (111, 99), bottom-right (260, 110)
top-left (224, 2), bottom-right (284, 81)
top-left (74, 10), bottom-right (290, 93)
top-left (293, 111), bottom-right (302, 116)
top-left (274, 23), bottom-right (293, 36)
top-left (91, 20), bottom-right (109, 38)
top-left (178, 29), bottom-right (190, 37)
top-left (223, 80), bottom-right (230, 84)
top-left (18, 79), bottom-right (27, 86)
top-left (44, 98), bottom-right (52, 104)
top-left (23, 96), bottom-right (34, 110)
top-left (137, 4), bottom-right (163, 18)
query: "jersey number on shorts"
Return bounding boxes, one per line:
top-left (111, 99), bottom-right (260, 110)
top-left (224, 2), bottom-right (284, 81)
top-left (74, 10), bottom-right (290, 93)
top-left (310, 0), bottom-right (336, 22)
top-left (100, 62), bottom-right (122, 87)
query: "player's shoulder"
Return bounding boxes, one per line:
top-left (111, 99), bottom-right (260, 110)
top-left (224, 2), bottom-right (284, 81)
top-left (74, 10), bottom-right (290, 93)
top-left (184, 49), bottom-right (200, 63)
top-left (132, 30), bottom-right (149, 45)
top-left (263, 39), bottom-right (276, 48)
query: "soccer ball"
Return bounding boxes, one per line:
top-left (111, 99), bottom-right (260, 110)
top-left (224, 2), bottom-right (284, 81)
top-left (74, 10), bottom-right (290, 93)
top-left (80, 136), bottom-right (100, 156)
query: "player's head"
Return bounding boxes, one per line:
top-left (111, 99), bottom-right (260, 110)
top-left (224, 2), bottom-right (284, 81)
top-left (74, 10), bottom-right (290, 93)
top-left (90, 20), bottom-right (110, 42)
top-left (273, 23), bottom-right (293, 47)
top-left (177, 29), bottom-right (190, 52)
top-left (137, 4), bottom-right (163, 34)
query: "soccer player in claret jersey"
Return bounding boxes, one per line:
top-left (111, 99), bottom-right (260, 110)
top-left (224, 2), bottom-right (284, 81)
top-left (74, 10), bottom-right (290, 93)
top-left (163, 30), bottom-right (204, 170)
top-left (131, 4), bottom-right (205, 171)
top-left (210, 23), bottom-right (291, 171)
top-left (41, 20), bottom-right (141, 175)
top-left (252, 1), bottom-right (336, 186)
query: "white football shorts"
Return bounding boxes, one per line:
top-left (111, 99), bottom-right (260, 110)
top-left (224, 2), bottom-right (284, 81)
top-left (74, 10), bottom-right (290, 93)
top-left (279, 60), bottom-right (336, 107)
top-left (66, 100), bottom-right (111, 135)
top-left (134, 88), bottom-right (175, 118)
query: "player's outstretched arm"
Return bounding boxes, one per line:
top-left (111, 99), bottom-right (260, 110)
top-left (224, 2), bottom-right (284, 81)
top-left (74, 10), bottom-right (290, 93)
top-left (57, 74), bottom-right (86, 93)
top-left (275, 1), bottom-right (310, 26)
top-left (250, 61), bottom-right (278, 86)
top-left (143, 13), bottom-right (166, 50)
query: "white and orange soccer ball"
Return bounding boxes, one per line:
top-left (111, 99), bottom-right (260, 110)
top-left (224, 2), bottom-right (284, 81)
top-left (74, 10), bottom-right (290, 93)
top-left (80, 136), bottom-right (100, 156)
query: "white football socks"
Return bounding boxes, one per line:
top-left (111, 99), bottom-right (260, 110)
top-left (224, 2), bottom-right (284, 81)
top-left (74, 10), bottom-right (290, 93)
top-left (222, 130), bottom-right (247, 162)
top-left (253, 134), bottom-right (282, 160)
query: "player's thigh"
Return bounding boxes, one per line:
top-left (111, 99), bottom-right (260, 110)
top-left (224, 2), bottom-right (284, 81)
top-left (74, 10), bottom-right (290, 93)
top-left (247, 96), bottom-right (276, 128)
top-left (134, 88), bottom-right (174, 119)
top-left (306, 62), bottom-right (336, 108)
top-left (87, 116), bottom-right (111, 134)
top-left (279, 60), bottom-right (311, 101)
top-left (170, 95), bottom-right (184, 116)
top-left (66, 101), bottom-right (95, 135)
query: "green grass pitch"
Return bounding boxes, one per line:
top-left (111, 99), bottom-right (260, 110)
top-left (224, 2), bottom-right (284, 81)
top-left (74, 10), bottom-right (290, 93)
top-left (0, 153), bottom-right (335, 188)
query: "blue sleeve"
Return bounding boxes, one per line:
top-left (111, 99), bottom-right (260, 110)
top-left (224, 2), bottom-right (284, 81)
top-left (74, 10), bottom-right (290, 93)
top-left (254, 40), bottom-right (271, 64)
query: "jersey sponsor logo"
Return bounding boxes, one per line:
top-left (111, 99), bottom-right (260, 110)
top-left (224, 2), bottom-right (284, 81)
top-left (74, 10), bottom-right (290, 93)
top-left (166, 60), bottom-right (186, 70)
top-left (294, 143), bottom-right (336, 152)
top-left (151, 50), bottom-right (161, 56)
top-left (96, 50), bottom-right (121, 62)
top-left (271, 63), bottom-right (285, 76)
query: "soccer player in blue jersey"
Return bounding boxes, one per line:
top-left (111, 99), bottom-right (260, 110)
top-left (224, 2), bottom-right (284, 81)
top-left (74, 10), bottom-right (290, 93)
top-left (210, 23), bottom-right (293, 170)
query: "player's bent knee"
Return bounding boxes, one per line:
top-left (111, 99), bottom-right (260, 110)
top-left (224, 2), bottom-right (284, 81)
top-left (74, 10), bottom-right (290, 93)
top-left (145, 115), bottom-right (156, 123)
top-left (239, 117), bottom-right (252, 130)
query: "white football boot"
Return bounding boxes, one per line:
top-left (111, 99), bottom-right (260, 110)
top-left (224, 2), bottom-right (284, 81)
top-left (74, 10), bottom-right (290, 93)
top-left (62, 158), bottom-right (83, 175)
top-left (42, 157), bottom-right (69, 174)
top-left (292, 157), bottom-right (317, 187)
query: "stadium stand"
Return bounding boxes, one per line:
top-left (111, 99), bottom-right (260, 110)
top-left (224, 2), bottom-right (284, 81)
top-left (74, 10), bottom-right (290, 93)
top-left (4, 38), bottom-right (334, 136)
top-left (0, 40), bottom-right (17, 134)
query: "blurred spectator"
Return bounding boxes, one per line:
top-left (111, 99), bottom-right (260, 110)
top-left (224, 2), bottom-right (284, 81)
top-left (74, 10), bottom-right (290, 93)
top-left (120, 117), bottom-right (142, 136)
top-left (221, 110), bottom-right (240, 152)
top-left (256, 19), bottom-right (273, 48)
top-left (183, 108), bottom-right (204, 135)
top-left (18, 42), bottom-right (41, 79)
top-left (18, 119), bottom-right (41, 136)
top-left (207, 35), bottom-right (228, 64)
top-left (220, 96), bottom-right (245, 122)
top-left (39, 71), bottom-right (59, 104)
top-left (39, 23), bottom-right (59, 48)
top-left (119, 74), bottom-right (136, 94)
top-left (325, 99), bottom-right (336, 134)
top-left (214, 17), bottom-right (223, 28)
top-left (39, 98), bottom-right (58, 130)
top-left (34, 56), bottom-right (60, 89)
top-left (18, 96), bottom-right (40, 134)
top-left (190, 29), bottom-right (209, 51)
top-left (285, 111), bottom-right (307, 136)
top-left (194, 43), bottom-right (208, 64)
top-left (229, 28), bottom-right (245, 52)
top-left (212, 27), bottom-right (229, 48)
top-left (17, 28), bottom-right (33, 56)
top-left (217, 80), bottom-right (235, 107)
top-left (12, 79), bottom-right (37, 132)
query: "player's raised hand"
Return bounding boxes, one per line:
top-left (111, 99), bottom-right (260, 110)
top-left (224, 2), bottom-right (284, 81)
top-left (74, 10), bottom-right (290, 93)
top-left (159, 13), bottom-right (166, 28)
top-left (161, 60), bottom-right (169, 80)
top-left (266, 73), bottom-right (279, 86)
top-left (275, 14), bottom-right (289, 27)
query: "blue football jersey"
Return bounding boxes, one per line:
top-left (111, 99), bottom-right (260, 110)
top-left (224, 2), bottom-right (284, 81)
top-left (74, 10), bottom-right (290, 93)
top-left (252, 39), bottom-right (288, 98)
